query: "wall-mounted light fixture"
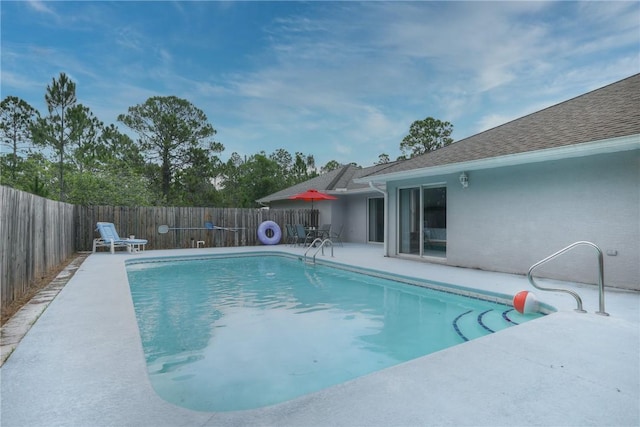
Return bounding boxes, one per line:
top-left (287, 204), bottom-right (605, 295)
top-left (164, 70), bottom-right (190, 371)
top-left (459, 172), bottom-right (469, 188)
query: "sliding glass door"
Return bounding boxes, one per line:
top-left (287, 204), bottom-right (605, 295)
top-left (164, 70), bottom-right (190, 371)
top-left (399, 188), bottom-right (420, 254)
top-left (423, 187), bottom-right (447, 256)
top-left (368, 197), bottom-right (384, 243)
top-left (398, 185), bottom-right (446, 257)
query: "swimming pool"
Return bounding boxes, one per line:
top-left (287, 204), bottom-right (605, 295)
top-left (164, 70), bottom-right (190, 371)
top-left (126, 253), bottom-right (547, 412)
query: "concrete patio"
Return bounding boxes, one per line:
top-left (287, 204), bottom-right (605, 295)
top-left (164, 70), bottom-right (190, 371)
top-left (1, 244), bottom-right (638, 426)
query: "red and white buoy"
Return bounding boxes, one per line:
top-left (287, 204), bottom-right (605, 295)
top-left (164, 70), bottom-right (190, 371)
top-left (513, 291), bottom-right (539, 314)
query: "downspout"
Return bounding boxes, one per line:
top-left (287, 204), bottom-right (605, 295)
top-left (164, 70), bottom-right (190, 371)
top-left (369, 181), bottom-right (389, 257)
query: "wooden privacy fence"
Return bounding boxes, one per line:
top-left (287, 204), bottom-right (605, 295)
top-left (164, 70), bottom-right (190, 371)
top-left (1, 186), bottom-right (76, 312)
top-left (1, 185), bottom-right (315, 311)
top-left (77, 206), bottom-right (314, 251)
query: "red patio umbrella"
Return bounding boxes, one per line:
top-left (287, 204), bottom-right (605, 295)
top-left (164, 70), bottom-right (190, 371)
top-left (289, 188), bottom-right (337, 210)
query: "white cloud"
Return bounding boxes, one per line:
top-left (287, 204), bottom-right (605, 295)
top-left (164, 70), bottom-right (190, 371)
top-left (114, 26), bottom-right (146, 51)
top-left (26, 0), bottom-right (57, 16)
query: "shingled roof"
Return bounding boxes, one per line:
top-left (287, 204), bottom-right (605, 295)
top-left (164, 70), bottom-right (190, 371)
top-left (256, 161), bottom-right (400, 204)
top-left (360, 73), bottom-right (640, 180)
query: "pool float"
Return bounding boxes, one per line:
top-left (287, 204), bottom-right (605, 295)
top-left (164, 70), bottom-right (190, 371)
top-left (257, 221), bottom-right (281, 245)
top-left (513, 290), bottom-right (539, 314)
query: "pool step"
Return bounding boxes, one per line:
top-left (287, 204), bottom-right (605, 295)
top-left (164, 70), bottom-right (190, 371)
top-left (453, 308), bottom-right (520, 342)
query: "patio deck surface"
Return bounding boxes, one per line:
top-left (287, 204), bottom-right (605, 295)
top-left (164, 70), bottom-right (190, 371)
top-left (1, 244), bottom-right (638, 426)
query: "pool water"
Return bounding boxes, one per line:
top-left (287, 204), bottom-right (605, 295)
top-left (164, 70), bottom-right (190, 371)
top-left (126, 254), bottom-right (544, 412)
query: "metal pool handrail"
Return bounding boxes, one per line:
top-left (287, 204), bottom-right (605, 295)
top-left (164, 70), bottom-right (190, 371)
top-left (527, 241), bottom-right (608, 316)
top-left (303, 238), bottom-right (334, 263)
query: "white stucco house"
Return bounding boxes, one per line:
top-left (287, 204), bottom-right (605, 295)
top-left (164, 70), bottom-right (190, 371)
top-left (258, 74), bottom-right (640, 290)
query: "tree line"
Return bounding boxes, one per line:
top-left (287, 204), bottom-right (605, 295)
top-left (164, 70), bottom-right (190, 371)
top-left (1, 72), bottom-right (453, 207)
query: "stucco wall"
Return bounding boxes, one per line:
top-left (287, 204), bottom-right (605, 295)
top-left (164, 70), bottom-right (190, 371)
top-left (267, 195), bottom-right (376, 244)
top-left (265, 199), bottom-right (352, 243)
top-left (386, 150), bottom-right (639, 290)
top-left (264, 200), bottom-right (334, 227)
top-left (337, 194), bottom-right (367, 243)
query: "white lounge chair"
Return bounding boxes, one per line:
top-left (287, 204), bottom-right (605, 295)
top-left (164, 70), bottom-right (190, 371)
top-left (93, 222), bottom-right (147, 254)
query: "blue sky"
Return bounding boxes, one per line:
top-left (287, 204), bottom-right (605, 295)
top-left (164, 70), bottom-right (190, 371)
top-left (2, 1), bottom-right (639, 168)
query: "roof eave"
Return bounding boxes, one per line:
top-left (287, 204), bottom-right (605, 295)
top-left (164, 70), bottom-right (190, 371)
top-left (355, 134), bottom-right (640, 184)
